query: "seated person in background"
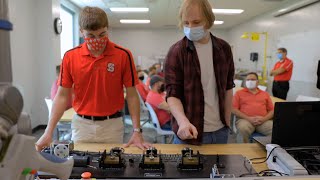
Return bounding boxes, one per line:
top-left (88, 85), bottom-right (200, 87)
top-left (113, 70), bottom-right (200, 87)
top-left (232, 72), bottom-right (274, 143)
top-left (136, 65), bottom-right (142, 72)
top-left (146, 75), bottom-right (171, 130)
top-left (145, 66), bottom-right (157, 88)
top-left (51, 65), bottom-right (72, 109)
top-left (154, 62), bottom-right (164, 77)
top-left (136, 69), bottom-right (149, 102)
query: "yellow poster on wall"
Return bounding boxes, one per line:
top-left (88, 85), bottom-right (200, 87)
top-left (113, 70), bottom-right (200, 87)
top-left (251, 33), bottom-right (260, 41)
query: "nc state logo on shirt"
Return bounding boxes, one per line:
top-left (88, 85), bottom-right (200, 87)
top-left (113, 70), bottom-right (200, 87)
top-left (107, 63), bottom-right (115, 72)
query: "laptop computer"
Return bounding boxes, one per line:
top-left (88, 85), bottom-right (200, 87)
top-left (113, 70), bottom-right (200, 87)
top-left (253, 101), bottom-right (320, 148)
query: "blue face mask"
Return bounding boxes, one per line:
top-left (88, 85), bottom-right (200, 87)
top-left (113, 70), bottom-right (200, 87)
top-left (277, 53), bottom-right (283, 60)
top-left (183, 26), bottom-right (206, 41)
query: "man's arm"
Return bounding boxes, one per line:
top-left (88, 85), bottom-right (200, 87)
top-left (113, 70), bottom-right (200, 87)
top-left (158, 101), bottom-right (170, 112)
top-left (270, 68), bottom-right (286, 76)
top-left (125, 87), bottom-right (140, 130)
top-left (232, 108), bottom-right (250, 120)
top-left (124, 87), bottom-right (151, 149)
top-left (263, 110), bottom-right (274, 121)
top-left (46, 87), bottom-right (72, 134)
top-left (167, 97), bottom-right (198, 139)
top-left (35, 87), bottom-right (71, 151)
top-left (224, 89), bottom-right (233, 127)
top-left (167, 97), bottom-right (188, 125)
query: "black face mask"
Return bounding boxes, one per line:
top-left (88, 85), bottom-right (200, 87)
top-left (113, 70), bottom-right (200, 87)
top-left (159, 84), bottom-right (165, 93)
top-left (139, 76), bottom-right (144, 81)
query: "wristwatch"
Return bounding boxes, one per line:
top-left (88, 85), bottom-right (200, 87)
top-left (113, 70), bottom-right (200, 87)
top-left (133, 128), bottom-right (143, 133)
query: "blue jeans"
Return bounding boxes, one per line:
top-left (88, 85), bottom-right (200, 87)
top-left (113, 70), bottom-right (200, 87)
top-left (173, 126), bottom-right (229, 144)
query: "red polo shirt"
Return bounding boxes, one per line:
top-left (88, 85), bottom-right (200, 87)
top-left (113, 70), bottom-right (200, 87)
top-left (273, 57), bottom-right (293, 81)
top-left (58, 41), bottom-right (138, 116)
top-left (233, 88), bottom-right (274, 117)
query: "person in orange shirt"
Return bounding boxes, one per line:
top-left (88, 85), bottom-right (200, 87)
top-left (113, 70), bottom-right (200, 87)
top-left (270, 48), bottom-right (293, 100)
top-left (36, 6), bottom-right (151, 151)
top-left (232, 72), bottom-right (274, 143)
top-left (145, 66), bottom-right (157, 88)
top-left (154, 63), bottom-right (164, 77)
top-left (146, 76), bottom-right (171, 130)
top-left (136, 69), bottom-right (149, 102)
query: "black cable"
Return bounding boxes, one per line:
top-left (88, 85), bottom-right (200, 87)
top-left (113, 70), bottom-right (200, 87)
top-left (239, 173), bottom-right (259, 177)
top-left (250, 146), bottom-right (279, 164)
top-left (239, 169), bottom-right (289, 177)
top-left (249, 157), bottom-right (266, 161)
top-left (259, 169), bottom-right (289, 176)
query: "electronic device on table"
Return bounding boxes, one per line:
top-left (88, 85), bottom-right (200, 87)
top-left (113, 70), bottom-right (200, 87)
top-left (265, 101), bottom-right (320, 176)
top-left (0, 85), bottom-right (74, 180)
top-left (272, 101), bottom-right (320, 147)
top-left (39, 146), bottom-right (256, 179)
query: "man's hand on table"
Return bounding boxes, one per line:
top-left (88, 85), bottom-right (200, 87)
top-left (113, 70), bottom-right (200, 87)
top-left (35, 131), bottom-right (52, 151)
top-left (124, 132), bottom-right (152, 150)
top-left (177, 120), bottom-right (198, 140)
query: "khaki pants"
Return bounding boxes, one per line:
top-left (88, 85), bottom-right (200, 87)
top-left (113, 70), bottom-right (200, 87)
top-left (71, 114), bottom-right (124, 143)
top-left (236, 119), bottom-right (273, 143)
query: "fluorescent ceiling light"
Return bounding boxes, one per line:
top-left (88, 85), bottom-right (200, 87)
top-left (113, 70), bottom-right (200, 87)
top-left (212, 9), bottom-right (244, 14)
top-left (214, 20), bottom-right (224, 25)
top-left (120, 19), bottom-right (151, 24)
top-left (110, 7), bottom-right (149, 12)
top-left (278, 8), bottom-right (287, 12)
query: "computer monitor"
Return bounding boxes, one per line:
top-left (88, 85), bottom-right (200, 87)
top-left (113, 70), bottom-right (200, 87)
top-left (272, 101), bottom-right (320, 147)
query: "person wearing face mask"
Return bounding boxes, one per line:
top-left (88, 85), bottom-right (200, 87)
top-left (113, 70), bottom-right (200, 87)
top-left (164, 0), bottom-right (235, 145)
top-left (136, 70), bottom-right (150, 102)
top-left (36, 6), bottom-right (151, 151)
top-left (232, 72), bottom-right (274, 143)
top-left (153, 63), bottom-right (164, 77)
top-left (146, 75), bottom-right (171, 130)
top-left (270, 48), bottom-right (293, 100)
top-left (145, 66), bottom-right (157, 88)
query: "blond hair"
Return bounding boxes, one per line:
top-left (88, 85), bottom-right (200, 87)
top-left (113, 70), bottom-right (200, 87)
top-left (178, 0), bottom-right (215, 29)
top-left (79, 6), bottom-right (109, 30)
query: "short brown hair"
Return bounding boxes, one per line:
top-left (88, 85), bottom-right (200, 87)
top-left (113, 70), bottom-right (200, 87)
top-left (79, 6), bottom-right (109, 30)
top-left (149, 66), bottom-right (156, 72)
top-left (136, 69), bottom-right (142, 74)
top-left (278, 47), bottom-right (287, 54)
top-left (247, 72), bottom-right (259, 80)
top-left (178, 0), bottom-right (215, 29)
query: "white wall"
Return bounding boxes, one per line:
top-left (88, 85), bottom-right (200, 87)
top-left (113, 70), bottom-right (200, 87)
top-left (229, 1), bottom-right (320, 100)
top-left (9, 0), bottom-right (61, 128)
top-left (110, 28), bottom-right (230, 70)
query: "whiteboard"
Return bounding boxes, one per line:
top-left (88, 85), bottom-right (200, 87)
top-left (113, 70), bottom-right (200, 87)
top-left (277, 30), bottom-right (320, 83)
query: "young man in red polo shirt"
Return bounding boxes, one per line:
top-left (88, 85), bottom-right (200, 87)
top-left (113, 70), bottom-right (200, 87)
top-left (270, 48), bottom-right (293, 100)
top-left (232, 72), bottom-right (274, 143)
top-left (36, 6), bottom-right (151, 151)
